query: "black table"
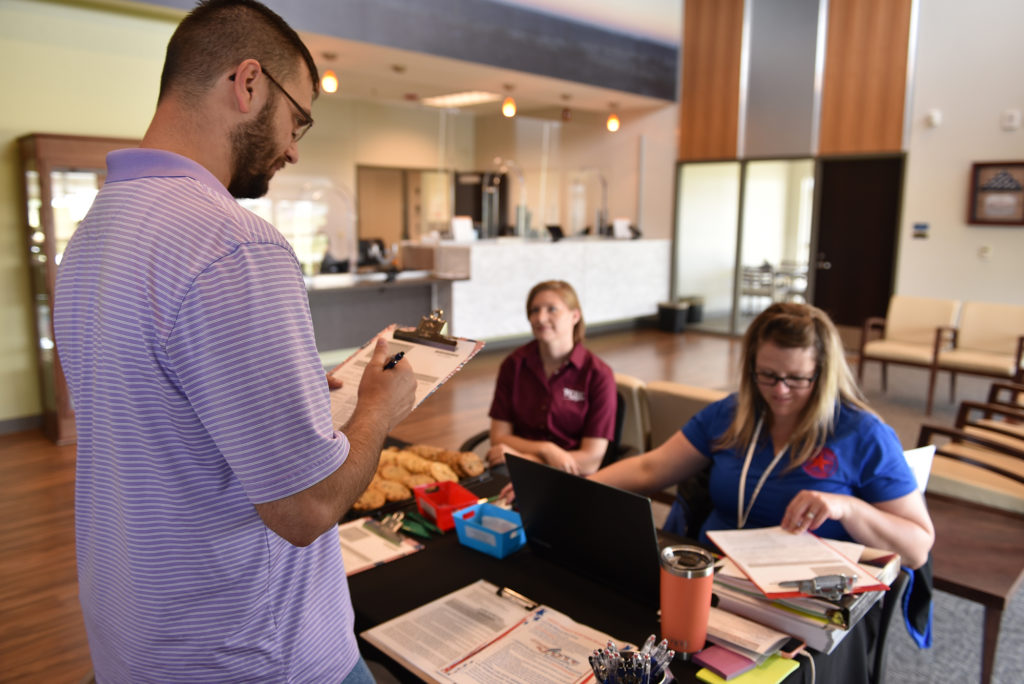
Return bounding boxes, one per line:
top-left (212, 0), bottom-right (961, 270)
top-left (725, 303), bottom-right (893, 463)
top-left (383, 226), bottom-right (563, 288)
top-left (347, 470), bottom-right (882, 683)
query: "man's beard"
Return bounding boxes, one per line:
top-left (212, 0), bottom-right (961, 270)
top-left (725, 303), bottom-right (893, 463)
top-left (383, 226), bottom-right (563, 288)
top-left (228, 99), bottom-right (284, 199)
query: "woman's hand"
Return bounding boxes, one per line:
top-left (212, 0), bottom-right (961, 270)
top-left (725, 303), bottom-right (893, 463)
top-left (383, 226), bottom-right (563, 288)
top-left (540, 443), bottom-right (580, 475)
top-left (487, 443), bottom-right (516, 467)
top-left (781, 490), bottom-right (853, 533)
top-left (781, 489), bottom-right (935, 568)
top-left (498, 481), bottom-right (516, 505)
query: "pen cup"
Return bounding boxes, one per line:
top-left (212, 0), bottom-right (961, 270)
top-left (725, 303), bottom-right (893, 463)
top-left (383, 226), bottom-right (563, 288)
top-left (659, 545), bottom-right (715, 658)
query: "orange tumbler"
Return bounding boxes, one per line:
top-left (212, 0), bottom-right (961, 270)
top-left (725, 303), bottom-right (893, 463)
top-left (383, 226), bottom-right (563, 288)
top-left (659, 545), bottom-right (715, 658)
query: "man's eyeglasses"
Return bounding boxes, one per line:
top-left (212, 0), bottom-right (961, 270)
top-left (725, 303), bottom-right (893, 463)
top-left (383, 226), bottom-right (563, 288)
top-left (262, 68), bottom-right (314, 142)
top-left (752, 370), bottom-right (817, 389)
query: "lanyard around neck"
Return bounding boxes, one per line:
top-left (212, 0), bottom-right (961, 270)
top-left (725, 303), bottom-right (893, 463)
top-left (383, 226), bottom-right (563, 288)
top-left (737, 415), bottom-right (789, 529)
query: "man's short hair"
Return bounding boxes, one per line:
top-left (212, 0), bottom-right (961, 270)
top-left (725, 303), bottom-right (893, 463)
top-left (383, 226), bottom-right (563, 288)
top-left (159, 0), bottom-right (318, 103)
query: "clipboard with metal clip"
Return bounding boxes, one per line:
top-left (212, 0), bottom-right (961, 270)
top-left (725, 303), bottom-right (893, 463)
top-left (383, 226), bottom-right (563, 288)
top-left (393, 309), bottom-right (458, 349)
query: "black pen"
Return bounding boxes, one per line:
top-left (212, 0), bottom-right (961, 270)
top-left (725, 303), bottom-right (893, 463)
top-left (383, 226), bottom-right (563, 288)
top-left (383, 350), bottom-right (405, 370)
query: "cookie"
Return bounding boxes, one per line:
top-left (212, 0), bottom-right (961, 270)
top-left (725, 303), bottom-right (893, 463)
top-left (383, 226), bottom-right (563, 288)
top-left (396, 450), bottom-right (433, 474)
top-left (352, 488), bottom-right (386, 511)
top-left (428, 461), bottom-right (459, 483)
top-left (372, 478), bottom-right (411, 502)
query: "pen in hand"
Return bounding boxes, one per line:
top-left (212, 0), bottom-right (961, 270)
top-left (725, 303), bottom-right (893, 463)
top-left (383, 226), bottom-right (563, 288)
top-left (383, 351), bottom-right (405, 370)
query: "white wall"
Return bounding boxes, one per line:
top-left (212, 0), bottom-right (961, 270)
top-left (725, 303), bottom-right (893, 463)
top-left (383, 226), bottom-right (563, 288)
top-left (896, 0), bottom-right (1024, 304)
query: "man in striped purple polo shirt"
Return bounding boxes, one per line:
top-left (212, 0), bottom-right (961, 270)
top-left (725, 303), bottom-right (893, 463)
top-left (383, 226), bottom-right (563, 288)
top-left (53, 2), bottom-right (416, 681)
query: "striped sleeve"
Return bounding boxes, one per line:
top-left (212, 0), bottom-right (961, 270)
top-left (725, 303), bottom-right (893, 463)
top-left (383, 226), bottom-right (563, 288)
top-left (165, 241), bottom-right (348, 503)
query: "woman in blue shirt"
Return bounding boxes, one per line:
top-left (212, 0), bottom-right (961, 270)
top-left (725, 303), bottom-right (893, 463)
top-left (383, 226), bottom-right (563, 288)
top-left (591, 302), bottom-right (934, 569)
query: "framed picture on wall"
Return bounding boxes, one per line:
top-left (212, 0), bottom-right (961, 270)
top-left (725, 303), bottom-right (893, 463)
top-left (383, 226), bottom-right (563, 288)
top-left (968, 161), bottom-right (1024, 225)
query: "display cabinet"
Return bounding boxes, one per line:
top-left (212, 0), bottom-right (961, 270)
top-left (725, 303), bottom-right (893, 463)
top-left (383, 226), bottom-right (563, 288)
top-left (18, 133), bottom-right (138, 444)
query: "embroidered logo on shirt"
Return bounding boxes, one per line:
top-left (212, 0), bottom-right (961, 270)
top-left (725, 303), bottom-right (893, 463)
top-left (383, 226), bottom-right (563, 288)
top-left (803, 447), bottom-right (838, 479)
top-left (562, 387), bottom-right (585, 402)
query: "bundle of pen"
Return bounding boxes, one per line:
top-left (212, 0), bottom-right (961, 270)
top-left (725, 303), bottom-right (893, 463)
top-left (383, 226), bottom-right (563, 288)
top-left (588, 635), bottom-right (674, 684)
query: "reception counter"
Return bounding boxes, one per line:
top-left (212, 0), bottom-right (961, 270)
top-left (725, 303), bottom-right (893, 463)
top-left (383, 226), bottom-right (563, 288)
top-left (306, 238), bottom-right (671, 353)
top-left (440, 238), bottom-right (670, 340)
top-left (304, 270), bottom-right (460, 352)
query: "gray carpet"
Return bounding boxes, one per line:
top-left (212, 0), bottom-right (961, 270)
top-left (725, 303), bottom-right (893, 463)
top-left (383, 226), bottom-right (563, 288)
top-left (857, 364), bottom-right (1024, 684)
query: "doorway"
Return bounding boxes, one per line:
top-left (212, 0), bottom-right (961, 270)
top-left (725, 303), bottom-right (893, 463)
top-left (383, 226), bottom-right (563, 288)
top-left (811, 157), bottom-right (904, 327)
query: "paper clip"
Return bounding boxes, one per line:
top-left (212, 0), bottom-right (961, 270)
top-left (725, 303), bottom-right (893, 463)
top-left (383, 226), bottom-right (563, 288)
top-left (779, 573), bottom-right (857, 601)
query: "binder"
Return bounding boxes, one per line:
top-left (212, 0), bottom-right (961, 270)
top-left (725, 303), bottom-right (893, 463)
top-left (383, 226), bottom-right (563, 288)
top-left (714, 551), bottom-right (899, 629)
top-left (711, 549), bottom-right (897, 654)
top-left (707, 527), bottom-right (890, 600)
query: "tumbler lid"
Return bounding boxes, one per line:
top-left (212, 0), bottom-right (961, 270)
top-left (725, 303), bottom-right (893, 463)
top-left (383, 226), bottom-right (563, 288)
top-left (659, 545), bottom-right (715, 578)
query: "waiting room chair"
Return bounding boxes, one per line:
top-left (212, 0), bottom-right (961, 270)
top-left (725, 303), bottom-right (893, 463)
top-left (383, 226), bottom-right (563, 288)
top-left (870, 567), bottom-right (912, 684)
top-left (903, 445), bottom-right (936, 493)
top-left (644, 381), bottom-right (728, 449)
top-left (957, 398), bottom-right (1024, 452)
top-left (927, 300), bottom-right (1024, 414)
top-left (858, 294), bottom-right (961, 395)
top-left (614, 372), bottom-right (649, 454)
top-left (643, 381), bottom-right (728, 518)
top-left (987, 380), bottom-right (1024, 411)
top-left (917, 414), bottom-right (1024, 515)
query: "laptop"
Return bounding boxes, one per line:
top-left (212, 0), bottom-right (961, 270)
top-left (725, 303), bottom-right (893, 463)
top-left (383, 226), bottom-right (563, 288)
top-left (506, 454), bottom-right (679, 608)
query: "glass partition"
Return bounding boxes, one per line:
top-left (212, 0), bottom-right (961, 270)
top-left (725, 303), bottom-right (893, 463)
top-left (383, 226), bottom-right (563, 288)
top-left (674, 159), bottom-right (813, 336)
top-left (673, 162), bottom-right (741, 334)
top-left (737, 159), bottom-right (814, 330)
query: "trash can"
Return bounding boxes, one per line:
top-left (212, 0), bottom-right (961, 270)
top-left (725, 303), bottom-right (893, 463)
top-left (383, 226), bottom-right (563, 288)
top-left (684, 296), bottom-right (704, 323)
top-left (658, 301), bottom-right (690, 333)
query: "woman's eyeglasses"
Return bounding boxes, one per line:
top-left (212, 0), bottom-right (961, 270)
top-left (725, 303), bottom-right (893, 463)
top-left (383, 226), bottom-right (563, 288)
top-left (752, 370), bottom-right (817, 389)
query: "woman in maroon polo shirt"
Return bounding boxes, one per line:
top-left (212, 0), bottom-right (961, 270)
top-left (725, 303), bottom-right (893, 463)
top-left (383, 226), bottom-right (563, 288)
top-left (486, 280), bottom-right (618, 475)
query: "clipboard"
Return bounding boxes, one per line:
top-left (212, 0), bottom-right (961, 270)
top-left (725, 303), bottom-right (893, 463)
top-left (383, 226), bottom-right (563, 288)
top-left (707, 527), bottom-right (889, 600)
top-left (328, 310), bottom-right (485, 428)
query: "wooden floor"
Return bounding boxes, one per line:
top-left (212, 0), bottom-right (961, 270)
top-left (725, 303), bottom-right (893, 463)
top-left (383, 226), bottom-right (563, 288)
top-left (0, 327), bottom-right (739, 683)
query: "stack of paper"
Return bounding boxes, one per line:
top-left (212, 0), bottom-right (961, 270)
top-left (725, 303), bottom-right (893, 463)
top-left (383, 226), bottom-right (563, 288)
top-left (705, 606), bottom-right (791, 665)
top-left (706, 527), bottom-right (899, 654)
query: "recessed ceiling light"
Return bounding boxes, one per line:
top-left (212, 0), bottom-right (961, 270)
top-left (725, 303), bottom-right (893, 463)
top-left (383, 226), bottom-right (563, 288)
top-left (421, 91), bottom-right (501, 108)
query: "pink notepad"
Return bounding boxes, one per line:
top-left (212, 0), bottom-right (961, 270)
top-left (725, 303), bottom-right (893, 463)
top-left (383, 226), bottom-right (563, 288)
top-left (692, 644), bottom-right (757, 680)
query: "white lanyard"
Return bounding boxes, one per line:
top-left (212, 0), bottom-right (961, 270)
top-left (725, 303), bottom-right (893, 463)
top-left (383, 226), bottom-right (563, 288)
top-left (737, 416), bottom-right (789, 529)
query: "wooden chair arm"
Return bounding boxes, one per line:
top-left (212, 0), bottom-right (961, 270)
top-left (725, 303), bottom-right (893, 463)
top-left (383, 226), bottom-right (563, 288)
top-left (931, 325), bottom-right (958, 361)
top-left (917, 424), bottom-right (1024, 485)
top-left (919, 422), bottom-right (1024, 459)
top-left (859, 316), bottom-right (886, 357)
top-left (1015, 335), bottom-right (1024, 382)
top-left (955, 400), bottom-right (1024, 428)
top-left (863, 316), bottom-right (886, 336)
top-left (987, 380), bottom-right (1024, 407)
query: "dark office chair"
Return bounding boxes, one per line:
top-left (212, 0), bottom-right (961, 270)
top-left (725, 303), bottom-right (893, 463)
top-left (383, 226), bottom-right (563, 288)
top-left (458, 392), bottom-right (627, 469)
top-left (870, 567), bottom-right (913, 684)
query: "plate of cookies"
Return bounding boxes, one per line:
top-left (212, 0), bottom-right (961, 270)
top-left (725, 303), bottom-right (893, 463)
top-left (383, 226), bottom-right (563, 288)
top-left (350, 443), bottom-right (489, 516)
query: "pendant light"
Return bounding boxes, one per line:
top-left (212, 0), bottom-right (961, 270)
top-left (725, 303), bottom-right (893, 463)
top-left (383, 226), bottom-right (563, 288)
top-left (606, 103), bottom-right (620, 132)
top-left (502, 84), bottom-right (516, 118)
top-left (321, 69), bottom-right (339, 94)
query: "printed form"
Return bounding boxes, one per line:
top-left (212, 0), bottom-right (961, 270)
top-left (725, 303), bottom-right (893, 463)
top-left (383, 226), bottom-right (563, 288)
top-left (708, 526), bottom-right (888, 599)
top-left (362, 579), bottom-right (627, 683)
top-left (328, 326), bottom-right (484, 428)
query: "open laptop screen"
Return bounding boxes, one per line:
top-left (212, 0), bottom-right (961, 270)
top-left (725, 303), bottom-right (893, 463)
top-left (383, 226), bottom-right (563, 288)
top-left (505, 454), bottom-right (664, 607)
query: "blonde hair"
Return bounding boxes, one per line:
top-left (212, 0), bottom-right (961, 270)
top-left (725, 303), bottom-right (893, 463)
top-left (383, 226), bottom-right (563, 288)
top-left (716, 302), bottom-right (872, 470)
top-left (526, 280), bottom-right (585, 344)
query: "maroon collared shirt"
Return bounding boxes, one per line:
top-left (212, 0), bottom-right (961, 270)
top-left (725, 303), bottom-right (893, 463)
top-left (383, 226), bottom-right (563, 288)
top-left (489, 340), bottom-right (617, 450)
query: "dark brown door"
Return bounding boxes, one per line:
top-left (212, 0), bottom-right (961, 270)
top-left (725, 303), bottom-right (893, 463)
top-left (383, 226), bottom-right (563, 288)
top-left (812, 157), bottom-right (903, 326)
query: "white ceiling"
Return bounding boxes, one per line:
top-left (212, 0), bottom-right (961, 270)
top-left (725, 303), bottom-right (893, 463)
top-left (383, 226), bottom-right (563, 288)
top-left (302, 0), bottom-right (682, 117)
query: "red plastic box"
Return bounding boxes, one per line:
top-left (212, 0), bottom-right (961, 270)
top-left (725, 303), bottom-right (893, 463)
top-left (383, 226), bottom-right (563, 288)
top-left (413, 481), bottom-right (479, 532)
